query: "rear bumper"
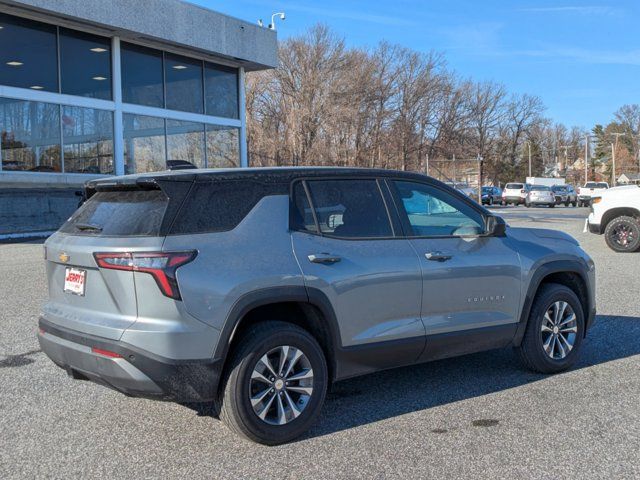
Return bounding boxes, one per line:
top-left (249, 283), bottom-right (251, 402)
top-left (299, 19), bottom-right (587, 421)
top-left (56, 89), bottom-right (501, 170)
top-left (38, 317), bottom-right (221, 402)
top-left (504, 196), bottom-right (524, 203)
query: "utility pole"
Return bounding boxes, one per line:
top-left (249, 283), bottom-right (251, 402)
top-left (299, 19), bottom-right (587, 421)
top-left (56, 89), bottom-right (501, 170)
top-left (425, 153), bottom-right (429, 176)
top-left (477, 154), bottom-right (483, 204)
top-left (610, 132), bottom-right (626, 187)
top-left (584, 135), bottom-right (590, 184)
top-left (526, 140), bottom-right (532, 178)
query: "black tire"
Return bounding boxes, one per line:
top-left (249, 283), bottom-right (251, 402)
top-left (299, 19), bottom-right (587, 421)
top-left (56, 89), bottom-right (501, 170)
top-left (489, 197), bottom-right (494, 205)
top-left (604, 216), bottom-right (640, 253)
top-left (517, 283), bottom-right (585, 374)
top-left (525, 201), bottom-right (531, 208)
top-left (218, 321), bottom-right (328, 445)
top-left (564, 201), bottom-right (570, 207)
top-left (549, 203), bottom-right (555, 208)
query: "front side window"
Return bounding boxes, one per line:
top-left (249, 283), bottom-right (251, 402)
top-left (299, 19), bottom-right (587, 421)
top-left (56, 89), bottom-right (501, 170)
top-left (0, 13), bottom-right (58, 92)
top-left (393, 181), bottom-right (484, 237)
top-left (59, 28), bottom-right (111, 99)
top-left (300, 179), bottom-right (393, 238)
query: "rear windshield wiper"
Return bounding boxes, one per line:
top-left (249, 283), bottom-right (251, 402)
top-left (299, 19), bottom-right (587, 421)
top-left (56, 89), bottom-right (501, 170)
top-left (74, 222), bottom-right (103, 232)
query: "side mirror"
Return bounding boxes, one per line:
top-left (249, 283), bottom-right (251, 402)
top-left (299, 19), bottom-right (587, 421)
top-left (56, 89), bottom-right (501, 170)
top-left (485, 215), bottom-right (507, 237)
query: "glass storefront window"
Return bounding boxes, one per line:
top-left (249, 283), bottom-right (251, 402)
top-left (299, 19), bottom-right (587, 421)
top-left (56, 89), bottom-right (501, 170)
top-left (206, 125), bottom-right (239, 168)
top-left (204, 63), bottom-right (239, 119)
top-left (165, 53), bottom-right (203, 114)
top-left (121, 42), bottom-right (164, 108)
top-left (123, 114), bottom-right (166, 174)
top-left (0, 13), bottom-right (58, 92)
top-left (166, 120), bottom-right (204, 168)
top-left (60, 28), bottom-right (112, 100)
top-left (0, 98), bottom-right (61, 172)
top-left (62, 106), bottom-right (114, 174)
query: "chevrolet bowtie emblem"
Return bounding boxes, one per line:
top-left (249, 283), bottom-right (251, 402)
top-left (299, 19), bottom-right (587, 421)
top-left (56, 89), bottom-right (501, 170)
top-left (59, 252), bottom-right (70, 263)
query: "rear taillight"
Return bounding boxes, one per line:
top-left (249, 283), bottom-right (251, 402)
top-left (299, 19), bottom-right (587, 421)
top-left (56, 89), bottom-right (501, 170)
top-left (520, 189), bottom-right (525, 194)
top-left (93, 251), bottom-right (197, 300)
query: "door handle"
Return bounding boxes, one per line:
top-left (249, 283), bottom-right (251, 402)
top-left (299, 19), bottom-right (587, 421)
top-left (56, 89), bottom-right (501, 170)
top-left (425, 251), bottom-right (452, 262)
top-left (308, 253), bottom-right (342, 264)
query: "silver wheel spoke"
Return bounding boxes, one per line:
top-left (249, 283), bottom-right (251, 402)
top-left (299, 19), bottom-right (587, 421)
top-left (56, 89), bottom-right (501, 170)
top-left (555, 336), bottom-right (566, 358)
top-left (543, 334), bottom-right (554, 356)
top-left (260, 354), bottom-right (278, 378)
top-left (287, 368), bottom-right (313, 382)
top-left (251, 369), bottom-right (272, 385)
top-left (251, 387), bottom-right (273, 407)
top-left (278, 346), bottom-right (290, 376)
top-left (286, 385), bottom-right (313, 395)
top-left (276, 393), bottom-right (287, 425)
top-left (558, 313), bottom-right (576, 327)
top-left (256, 390), bottom-right (277, 420)
top-left (544, 312), bottom-right (554, 326)
top-left (541, 324), bottom-right (553, 333)
top-left (558, 333), bottom-right (573, 353)
top-left (284, 348), bottom-right (304, 378)
top-left (283, 390), bottom-right (301, 419)
top-left (560, 325), bottom-right (577, 334)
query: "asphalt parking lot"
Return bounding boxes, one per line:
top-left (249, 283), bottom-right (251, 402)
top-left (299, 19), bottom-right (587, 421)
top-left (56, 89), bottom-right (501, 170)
top-left (1, 205), bottom-right (639, 479)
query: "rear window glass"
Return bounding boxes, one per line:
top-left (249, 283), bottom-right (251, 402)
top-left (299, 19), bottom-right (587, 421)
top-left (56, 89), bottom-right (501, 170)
top-left (585, 182), bottom-right (597, 188)
top-left (505, 183), bottom-right (523, 189)
top-left (596, 183), bottom-right (609, 189)
top-left (59, 190), bottom-right (168, 236)
top-left (530, 185), bottom-right (550, 191)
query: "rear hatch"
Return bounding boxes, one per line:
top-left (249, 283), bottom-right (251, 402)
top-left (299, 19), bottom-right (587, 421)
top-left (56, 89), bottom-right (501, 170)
top-left (43, 177), bottom-right (192, 340)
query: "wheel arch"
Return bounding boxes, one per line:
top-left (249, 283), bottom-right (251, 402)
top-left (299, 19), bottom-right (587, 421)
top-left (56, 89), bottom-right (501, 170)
top-left (513, 260), bottom-right (592, 346)
top-left (214, 286), bottom-right (341, 385)
top-left (601, 207), bottom-right (640, 231)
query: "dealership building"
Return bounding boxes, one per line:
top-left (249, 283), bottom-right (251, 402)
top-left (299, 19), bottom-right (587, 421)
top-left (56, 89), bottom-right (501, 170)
top-left (0, 0), bottom-right (277, 237)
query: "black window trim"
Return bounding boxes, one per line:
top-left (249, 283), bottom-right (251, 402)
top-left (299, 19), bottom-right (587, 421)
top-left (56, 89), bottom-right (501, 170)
top-left (385, 177), bottom-right (492, 240)
top-left (289, 177), bottom-right (399, 241)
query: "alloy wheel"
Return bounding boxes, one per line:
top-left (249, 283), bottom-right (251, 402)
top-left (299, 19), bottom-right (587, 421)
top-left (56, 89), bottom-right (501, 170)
top-left (249, 345), bottom-right (314, 425)
top-left (610, 223), bottom-right (636, 248)
top-left (540, 301), bottom-right (577, 360)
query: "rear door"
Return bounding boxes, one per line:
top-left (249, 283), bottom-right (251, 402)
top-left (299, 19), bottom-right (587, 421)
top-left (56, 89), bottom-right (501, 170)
top-left (290, 178), bottom-right (424, 369)
top-left (43, 188), bottom-right (170, 340)
top-left (387, 179), bottom-right (522, 360)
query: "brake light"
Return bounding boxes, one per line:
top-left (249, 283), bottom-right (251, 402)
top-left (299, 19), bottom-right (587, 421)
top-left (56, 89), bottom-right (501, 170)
top-left (520, 189), bottom-right (525, 194)
top-left (93, 251), bottom-right (197, 300)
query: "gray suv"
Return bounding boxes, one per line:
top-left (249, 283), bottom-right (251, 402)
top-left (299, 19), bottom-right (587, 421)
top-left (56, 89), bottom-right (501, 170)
top-left (39, 168), bottom-right (596, 445)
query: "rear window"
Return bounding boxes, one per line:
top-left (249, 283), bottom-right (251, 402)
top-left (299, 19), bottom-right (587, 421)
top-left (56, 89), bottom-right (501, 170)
top-left (530, 185), bottom-right (550, 191)
top-left (585, 182), bottom-right (597, 188)
top-left (596, 183), bottom-right (609, 189)
top-left (60, 190), bottom-right (168, 236)
top-left (552, 185), bottom-right (566, 192)
top-left (505, 183), bottom-right (524, 189)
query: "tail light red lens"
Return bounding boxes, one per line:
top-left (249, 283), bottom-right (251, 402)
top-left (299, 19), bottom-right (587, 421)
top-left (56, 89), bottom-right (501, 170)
top-left (93, 251), bottom-right (197, 300)
top-left (520, 189), bottom-right (525, 193)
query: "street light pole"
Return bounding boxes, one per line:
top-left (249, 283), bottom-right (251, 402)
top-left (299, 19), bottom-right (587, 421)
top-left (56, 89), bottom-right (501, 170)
top-left (526, 141), bottom-right (532, 178)
top-left (584, 135), bottom-right (590, 184)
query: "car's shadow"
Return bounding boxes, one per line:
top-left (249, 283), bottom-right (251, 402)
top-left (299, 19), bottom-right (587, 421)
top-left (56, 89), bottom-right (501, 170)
top-left (187, 315), bottom-right (640, 440)
top-left (305, 314), bottom-right (639, 439)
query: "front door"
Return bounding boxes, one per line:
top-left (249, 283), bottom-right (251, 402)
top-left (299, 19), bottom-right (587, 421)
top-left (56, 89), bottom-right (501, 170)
top-left (388, 179), bottom-right (522, 360)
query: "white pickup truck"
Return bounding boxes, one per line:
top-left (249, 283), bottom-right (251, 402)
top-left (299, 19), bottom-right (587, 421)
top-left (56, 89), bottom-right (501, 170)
top-left (578, 181), bottom-right (609, 207)
top-left (586, 185), bottom-right (640, 252)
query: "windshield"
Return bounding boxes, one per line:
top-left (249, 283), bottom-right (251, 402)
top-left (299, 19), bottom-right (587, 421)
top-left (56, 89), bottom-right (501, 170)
top-left (552, 185), bottom-right (566, 192)
top-left (530, 185), bottom-right (551, 191)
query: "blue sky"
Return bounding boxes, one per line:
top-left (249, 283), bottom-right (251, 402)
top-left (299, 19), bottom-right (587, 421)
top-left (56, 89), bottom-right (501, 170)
top-left (195, 1), bottom-right (640, 129)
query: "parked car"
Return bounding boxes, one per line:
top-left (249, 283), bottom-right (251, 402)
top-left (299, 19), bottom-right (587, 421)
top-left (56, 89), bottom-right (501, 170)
top-left (39, 168), bottom-right (596, 445)
top-left (551, 185), bottom-right (578, 207)
top-left (586, 184), bottom-right (640, 252)
top-left (578, 182), bottom-right (609, 207)
top-left (525, 185), bottom-right (556, 208)
top-left (481, 186), bottom-right (502, 205)
top-left (502, 182), bottom-right (527, 205)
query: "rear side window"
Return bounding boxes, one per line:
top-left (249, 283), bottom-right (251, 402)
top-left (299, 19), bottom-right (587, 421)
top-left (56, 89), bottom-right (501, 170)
top-left (295, 179), bottom-right (393, 238)
top-left (60, 190), bottom-right (168, 236)
top-left (169, 180), bottom-right (277, 235)
top-left (505, 183), bottom-right (524, 189)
